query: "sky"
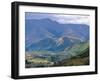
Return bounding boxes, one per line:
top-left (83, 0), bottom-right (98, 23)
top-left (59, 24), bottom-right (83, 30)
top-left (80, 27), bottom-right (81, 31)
top-left (25, 12), bottom-right (90, 25)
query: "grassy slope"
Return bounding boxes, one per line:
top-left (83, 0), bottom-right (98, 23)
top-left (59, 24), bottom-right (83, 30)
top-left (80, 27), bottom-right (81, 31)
top-left (60, 48), bottom-right (89, 66)
top-left (26, 42), bottom-right (89, 67)
top-left (53, 42), bottom-right (89, 66)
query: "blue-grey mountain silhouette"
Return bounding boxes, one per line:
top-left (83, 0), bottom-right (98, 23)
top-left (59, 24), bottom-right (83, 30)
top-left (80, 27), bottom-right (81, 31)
top-left (25, 18), bottom-right (89, 52)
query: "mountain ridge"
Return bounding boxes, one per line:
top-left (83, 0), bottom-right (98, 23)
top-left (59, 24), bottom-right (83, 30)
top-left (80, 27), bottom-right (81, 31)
top-left (25, 18), bottom-right (89, 52)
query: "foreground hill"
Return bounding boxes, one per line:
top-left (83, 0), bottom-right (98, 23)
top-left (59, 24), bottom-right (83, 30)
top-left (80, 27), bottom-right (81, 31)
top-left (55, 47), bottom-right (89, 66)
top-left (25, 41), bottom-right (89, 68)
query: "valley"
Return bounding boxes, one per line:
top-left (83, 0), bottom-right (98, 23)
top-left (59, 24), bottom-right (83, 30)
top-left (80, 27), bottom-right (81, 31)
top-left (25, 42), bottom-right (89, 68)
top-left (25, 16), bottom-right (89, 68)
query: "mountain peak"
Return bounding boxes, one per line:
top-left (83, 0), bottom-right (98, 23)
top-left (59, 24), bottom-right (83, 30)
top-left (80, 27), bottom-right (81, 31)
top-left (25, 18), bottom-right (89, 52)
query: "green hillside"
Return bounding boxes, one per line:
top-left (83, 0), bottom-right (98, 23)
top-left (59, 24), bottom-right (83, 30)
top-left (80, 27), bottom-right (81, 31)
top-left (25, 41), bottom-right (89, 68)
top-left (54, 42), bottom-right (89, 66)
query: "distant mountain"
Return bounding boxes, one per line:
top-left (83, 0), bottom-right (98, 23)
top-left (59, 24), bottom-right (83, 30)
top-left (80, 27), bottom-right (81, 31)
top-left (25, 18), bottom-right (89, 52)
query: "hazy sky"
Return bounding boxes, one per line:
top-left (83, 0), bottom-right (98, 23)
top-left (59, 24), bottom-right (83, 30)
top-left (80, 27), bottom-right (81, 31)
top-left (25, 12), bottom-right (90, 25)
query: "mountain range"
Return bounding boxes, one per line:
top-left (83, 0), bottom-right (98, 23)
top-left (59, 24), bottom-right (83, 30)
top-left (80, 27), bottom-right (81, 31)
top-left (25, 18), bottom-right (89, 52)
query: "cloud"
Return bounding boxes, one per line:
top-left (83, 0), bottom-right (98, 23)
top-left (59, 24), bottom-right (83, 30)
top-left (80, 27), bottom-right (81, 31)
top-left (25, 12), bottom-right (89, 25)
top-left (51, 15), bottom-right (89, 25)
